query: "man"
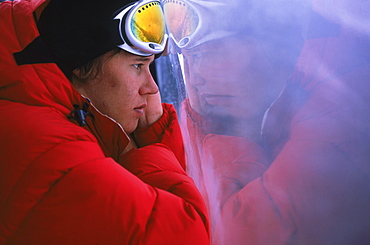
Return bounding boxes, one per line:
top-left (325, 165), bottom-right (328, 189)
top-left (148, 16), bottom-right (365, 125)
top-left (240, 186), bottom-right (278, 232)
top-left (0, 0), bottom-right (209, 244)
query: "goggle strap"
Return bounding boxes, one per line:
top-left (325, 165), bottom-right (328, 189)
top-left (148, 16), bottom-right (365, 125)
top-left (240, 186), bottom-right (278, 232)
top-left (110, 18), bottom-right (124, 45)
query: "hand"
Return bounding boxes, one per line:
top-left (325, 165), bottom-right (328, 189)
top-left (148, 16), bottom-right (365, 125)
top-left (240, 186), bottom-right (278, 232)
top-left (137, 92), bottom-right (163, 128)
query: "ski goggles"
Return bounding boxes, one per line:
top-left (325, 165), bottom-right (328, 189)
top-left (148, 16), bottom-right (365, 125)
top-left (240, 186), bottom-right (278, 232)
top-left (163, 0), bottom-right (234, 49)
top-left (111, 0), bottom-right (168, 56)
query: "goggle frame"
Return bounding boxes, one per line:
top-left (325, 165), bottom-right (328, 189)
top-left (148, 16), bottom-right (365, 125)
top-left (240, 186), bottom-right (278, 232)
top-left (112, 0), bottom-right (168, 56)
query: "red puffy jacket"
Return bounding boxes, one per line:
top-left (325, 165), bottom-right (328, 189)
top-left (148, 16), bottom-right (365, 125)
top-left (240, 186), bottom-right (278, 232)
top-left (0, 0), bottom-right (209, 244)
top-left (181, 25), bottom-right (370, 245)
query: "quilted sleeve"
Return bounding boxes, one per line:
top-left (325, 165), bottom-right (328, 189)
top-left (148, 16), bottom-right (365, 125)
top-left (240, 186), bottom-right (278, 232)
top-left (133, 103), bottom-right (185, 169)
top-left (120, 143), bottom-right (210, 244)
top-left (7, 141), bottom-right (209, 245)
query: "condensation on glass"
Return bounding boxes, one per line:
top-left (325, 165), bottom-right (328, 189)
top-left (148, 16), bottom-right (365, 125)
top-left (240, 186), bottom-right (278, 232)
top-left (156, 0), bottom-right (370, 243)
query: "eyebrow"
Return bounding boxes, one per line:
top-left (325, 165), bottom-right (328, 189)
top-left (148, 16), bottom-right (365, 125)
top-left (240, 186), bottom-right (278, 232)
top-left (133, 57), bottom-right (153, 62)
top-left (133, 56), bottom-right (155, 66)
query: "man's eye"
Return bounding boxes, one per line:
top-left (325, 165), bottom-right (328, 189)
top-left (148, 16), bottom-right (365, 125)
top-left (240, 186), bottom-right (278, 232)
top-left (133, 64), bottom-right (143, 70)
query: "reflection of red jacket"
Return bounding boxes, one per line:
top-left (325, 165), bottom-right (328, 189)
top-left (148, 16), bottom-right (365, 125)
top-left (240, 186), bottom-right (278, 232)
top-left (0, 0), bottom-right (209, 244)
top-left (181, 32), bottom-right (370, 244)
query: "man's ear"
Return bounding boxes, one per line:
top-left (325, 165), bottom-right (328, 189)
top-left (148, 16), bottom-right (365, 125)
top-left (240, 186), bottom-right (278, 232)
top-left (70, 69), bottom-right (88, 97)
top-left (70, 69), bottom-right (82, 87)
top-left (72, 68), bottom-right (81, 78)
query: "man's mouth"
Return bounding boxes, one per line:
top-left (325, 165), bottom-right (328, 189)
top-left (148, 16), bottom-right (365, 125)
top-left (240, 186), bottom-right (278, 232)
top-left (134, 104), bottom-right (146, 116)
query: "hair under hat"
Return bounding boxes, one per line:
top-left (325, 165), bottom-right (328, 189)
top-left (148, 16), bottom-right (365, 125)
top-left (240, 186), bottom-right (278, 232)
top-left (37, 0), bottom-right (137, 76)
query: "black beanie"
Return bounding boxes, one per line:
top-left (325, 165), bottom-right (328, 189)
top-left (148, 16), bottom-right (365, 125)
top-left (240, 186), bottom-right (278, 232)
top-left (37, 0), bottom-right (137, 76)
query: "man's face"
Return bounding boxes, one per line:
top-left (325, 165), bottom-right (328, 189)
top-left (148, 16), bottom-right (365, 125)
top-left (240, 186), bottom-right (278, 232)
top-left (73, 51), bottom-right (158, 134)
top-left (182, 36), bottom-right (290, 121)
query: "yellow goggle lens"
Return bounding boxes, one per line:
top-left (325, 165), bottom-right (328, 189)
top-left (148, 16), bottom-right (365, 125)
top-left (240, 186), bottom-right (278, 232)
top-left (131, 2), bottom-right (165, 44)
top-left (163, 0), bottom-right (199, 43)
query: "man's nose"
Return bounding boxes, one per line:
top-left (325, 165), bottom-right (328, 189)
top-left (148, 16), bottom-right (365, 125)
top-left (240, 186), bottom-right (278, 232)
top-left (139, 70), bottom-right (159, 95)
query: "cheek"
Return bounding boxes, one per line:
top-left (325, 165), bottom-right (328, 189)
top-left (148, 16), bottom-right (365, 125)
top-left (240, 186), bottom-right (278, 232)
top-left (112, 87), bottom-right (137, 114)
top-left (109, 80), bottom-right (119, 88)
top-left (109, 72), bottom-right (137, 99)
top-left (94, 78), bottom-right (135, 119)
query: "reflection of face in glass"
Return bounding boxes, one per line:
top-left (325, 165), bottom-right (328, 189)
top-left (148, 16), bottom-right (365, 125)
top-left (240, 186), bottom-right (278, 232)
top-left (183, 36), bottom-right (293, 122)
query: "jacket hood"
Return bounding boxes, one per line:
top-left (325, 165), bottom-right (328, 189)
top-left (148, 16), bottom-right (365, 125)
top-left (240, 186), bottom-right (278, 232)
top-left (0, 0), bottom-right (81, 114)
top-left (0, 0), bottom-right (130, 159)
